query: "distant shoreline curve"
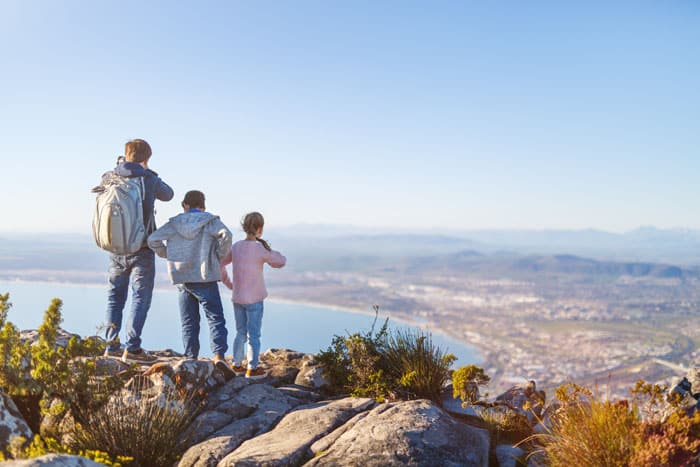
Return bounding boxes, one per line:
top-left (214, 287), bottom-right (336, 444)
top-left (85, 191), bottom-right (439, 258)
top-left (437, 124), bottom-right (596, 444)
top-left (0, 277), bottom-right (483, 362)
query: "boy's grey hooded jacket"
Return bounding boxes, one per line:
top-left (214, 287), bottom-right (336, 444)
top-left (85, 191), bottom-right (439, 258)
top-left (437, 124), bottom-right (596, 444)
top-left (148, 211), bottom-right (232, 285)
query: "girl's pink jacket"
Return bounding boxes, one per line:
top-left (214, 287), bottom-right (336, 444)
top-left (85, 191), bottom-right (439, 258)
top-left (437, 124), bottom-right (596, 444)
top-left (220, 240), bottom-right (286, 305)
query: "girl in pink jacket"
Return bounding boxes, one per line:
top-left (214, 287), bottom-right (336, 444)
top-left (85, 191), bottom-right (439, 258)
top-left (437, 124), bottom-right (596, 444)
top-left (220, 212), bottom-right (286, 379)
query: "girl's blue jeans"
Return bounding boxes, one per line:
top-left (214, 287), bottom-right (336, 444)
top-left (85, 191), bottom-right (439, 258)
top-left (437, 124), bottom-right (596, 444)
top-left (232, 301), bottom-right (264, 368)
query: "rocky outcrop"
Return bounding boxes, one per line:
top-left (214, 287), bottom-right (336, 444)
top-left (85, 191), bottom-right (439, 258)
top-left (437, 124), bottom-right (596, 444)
top-left (0, 454), bottom-right (104, 466)
top-left (177, 353), bottom-right (314, 467)
top-left (3, 341), bottom-right (503, 466)
top-left (0, 390), bottom-right (32, 453)
top-left (220, 397), bottom-right (374, 466)
top-left (306, 400), bottom-right (490, 467)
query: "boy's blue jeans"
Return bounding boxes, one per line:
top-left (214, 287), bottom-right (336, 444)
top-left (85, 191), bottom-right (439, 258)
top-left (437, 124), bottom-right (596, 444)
top-left (105, 247), bottom-right (155, 352)
top-left (233, 301), bottom-right (264, 369)
top-left (177, 282), bottom-right (228, 359)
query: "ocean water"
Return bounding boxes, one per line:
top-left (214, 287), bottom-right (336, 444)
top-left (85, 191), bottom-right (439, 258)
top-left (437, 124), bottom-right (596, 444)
top-left (0, 280), bottom-right (479, 365)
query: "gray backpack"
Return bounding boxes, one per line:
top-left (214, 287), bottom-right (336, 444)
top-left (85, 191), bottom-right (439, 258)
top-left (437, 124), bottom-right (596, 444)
top-left (92, 172), bottom-right (148, 255)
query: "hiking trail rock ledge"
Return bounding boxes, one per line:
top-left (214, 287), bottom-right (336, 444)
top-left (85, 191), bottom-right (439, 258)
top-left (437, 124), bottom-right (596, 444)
top-left (1, 342), bottom-right (512, 466)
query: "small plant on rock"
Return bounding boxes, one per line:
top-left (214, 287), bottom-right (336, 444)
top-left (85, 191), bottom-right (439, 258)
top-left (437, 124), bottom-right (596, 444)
top-left (452, 364), bottom-right (490, 405)
top-left (317, 305), bottom-right (390, 399)
top-left (318, 306), bottom-right (456, 404)
top-left (383, 328), bottom-right (456, 403)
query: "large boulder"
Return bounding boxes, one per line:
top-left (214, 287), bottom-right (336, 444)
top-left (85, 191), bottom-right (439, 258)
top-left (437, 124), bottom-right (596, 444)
top-left (179, 384), bottom-right (297, 467)
top-left (306, 399), bottom-right (490, 467)
top-left (0, 391), bottom-right (32, 453)
top-left (0, 454), bottom-right (104, 466)
top-left (219, 397), bottom-right (375, 466)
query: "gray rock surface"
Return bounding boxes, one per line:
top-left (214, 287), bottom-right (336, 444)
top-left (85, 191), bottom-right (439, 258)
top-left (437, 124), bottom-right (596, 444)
top-left (0, 391), bottom-right (32, 453)
top-left (496, 445), bottom-right (525, 467)
top-left (0, 454), bottom-right (104, 466)
top-left (308, 410), bottom-right (369, 455)
top-left (179, 384), bottom-right (297, 467)
top-left (306, 399), bottom-right (490, 467)
top-left (19, 329), bottom-right (80, 349)
top-left (294, 358), bottom-right (328, 390)
top-left (219, 397), bottom-right (375, 466)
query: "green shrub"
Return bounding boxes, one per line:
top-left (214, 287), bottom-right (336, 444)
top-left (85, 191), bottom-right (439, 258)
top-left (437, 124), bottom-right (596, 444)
top-left (71, 376), bottom-right (201, 467)
top-left (317, 306), bottom-right (389, 399)
top-left (383, 328), bottom-right (456, 403)
top-left (452, 364), bottom-right (490, 404)
top-left (318, 307), bottom-right (456, 404)
top-left (0, 293), bottom-right (131, 451)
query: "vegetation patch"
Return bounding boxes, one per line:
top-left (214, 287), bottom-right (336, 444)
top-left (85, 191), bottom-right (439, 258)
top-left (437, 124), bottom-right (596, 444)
top-left (0, 292), bottom-right (200, 467)
top-left (317, 306), bottom-right (455, 404)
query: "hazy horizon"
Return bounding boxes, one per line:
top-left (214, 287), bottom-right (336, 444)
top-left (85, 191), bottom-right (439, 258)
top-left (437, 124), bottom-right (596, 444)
top-left (1, 223), bottom-right (698, 237)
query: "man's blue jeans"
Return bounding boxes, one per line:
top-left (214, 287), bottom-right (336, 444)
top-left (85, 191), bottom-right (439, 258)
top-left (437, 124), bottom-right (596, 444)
top-left (233, 301), bottom-right (264, 369)
top-left (177, 282), bottom-right (228, 359)
top-left (105, 247), bottom-right (155, 352)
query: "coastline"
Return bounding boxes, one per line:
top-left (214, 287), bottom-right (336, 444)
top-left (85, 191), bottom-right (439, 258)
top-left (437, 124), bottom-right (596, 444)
top-left (269, 296), bottom-right (484, 363)
top-left (0, 277), bottom-right (484, 363)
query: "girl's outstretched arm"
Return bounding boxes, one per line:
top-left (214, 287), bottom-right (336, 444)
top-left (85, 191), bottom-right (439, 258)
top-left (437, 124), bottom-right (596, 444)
top-left (220, 250), bottom-right (233, 290)
top-left (265, 249), bottom-right (286, 268)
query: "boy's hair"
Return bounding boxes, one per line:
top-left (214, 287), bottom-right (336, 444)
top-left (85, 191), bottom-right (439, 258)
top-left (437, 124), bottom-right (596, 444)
top-left (182, 190), bottom-right (206, 210)
top-left (125, 139), bottom-right (152, 163)
top-left (242, 212), bottom-right (271, 251)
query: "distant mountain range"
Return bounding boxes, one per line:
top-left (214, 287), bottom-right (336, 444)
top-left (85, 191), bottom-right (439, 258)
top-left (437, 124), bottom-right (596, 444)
top-left (1, 226), bottom-right (699, 278)
top-left (400, 251), bottom-right (688, 279)
top-left (272, 225), bottom-right (700, 266)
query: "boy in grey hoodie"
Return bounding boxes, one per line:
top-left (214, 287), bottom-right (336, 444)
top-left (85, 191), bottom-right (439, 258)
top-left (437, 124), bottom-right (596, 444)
top-left (148, 190), bottom-right (233, 373)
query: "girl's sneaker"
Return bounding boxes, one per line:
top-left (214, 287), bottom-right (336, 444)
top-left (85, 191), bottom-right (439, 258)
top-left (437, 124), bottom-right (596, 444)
top-left (245, 367), bottom-right (268, 380)
top-left (231, 364), bottom-right (247, 376)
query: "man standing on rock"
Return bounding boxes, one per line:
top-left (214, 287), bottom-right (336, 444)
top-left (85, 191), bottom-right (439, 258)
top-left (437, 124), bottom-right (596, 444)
top-left (94, 139), bottom-right (174, 362)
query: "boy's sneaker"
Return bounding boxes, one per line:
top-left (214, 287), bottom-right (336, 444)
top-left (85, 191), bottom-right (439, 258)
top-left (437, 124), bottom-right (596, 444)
top-left (245, 367), bottom-right (268, 380)
top-left (213, 355), bottom-right (235, 378)
top-left (122, 348), bottom-right (157, 364)
top-left (231, 364), bottom-right (247, 376)
top-left (103, 347), bottom-right (122, 357)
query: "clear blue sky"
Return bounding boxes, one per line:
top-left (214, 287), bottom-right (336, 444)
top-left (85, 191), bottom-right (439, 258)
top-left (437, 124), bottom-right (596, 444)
top-left (1, 1), bottom-right (697, 233)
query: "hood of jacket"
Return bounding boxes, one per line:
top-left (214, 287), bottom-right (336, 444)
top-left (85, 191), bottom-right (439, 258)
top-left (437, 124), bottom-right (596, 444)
top-left (168, 211), bottom-right (220, 240)
top-left (114, 161), bottom-right (147, 178)
top-left (114, 161), bottom-right (160, 178)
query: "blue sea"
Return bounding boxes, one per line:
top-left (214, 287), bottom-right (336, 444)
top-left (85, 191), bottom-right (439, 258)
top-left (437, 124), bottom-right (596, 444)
top-left (0, 280), bottom-right (479, 365)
